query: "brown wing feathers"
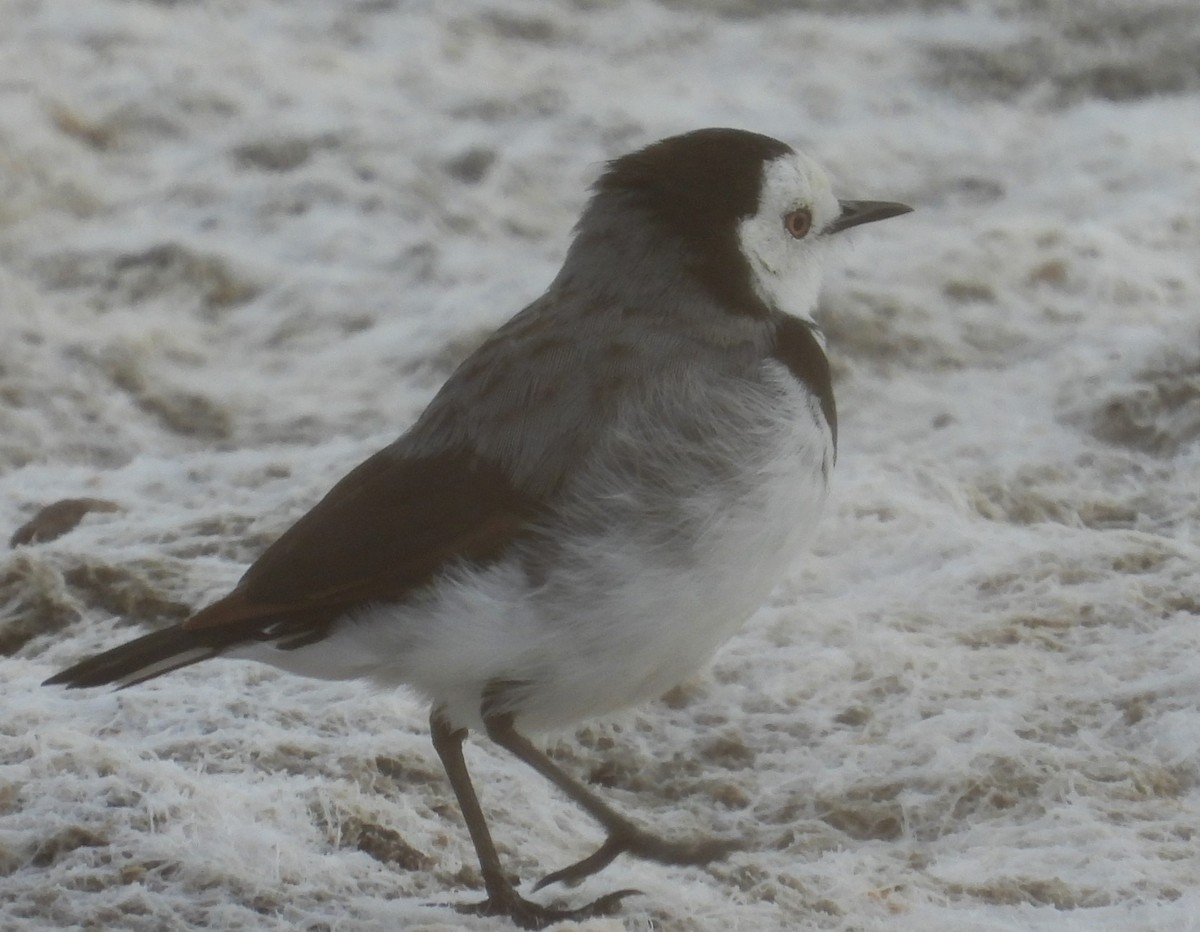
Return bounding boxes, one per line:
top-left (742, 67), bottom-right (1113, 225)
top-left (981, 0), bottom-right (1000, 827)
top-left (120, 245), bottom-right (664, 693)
top-left (44, 448), bottom-right (537, 689)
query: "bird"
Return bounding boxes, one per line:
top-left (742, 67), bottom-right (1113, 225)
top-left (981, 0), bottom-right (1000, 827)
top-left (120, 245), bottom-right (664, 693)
top-left (44, 127), bottom-right (911, 929)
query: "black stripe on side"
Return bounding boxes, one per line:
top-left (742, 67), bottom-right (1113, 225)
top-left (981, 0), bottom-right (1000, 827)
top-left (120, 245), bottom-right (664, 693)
top-left (596, 129), bottom-right (792, 318)
top-left (772, 315), bottom-right (837, 453)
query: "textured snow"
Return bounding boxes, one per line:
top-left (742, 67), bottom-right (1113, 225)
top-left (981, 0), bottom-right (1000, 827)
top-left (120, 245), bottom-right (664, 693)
top-left (3, 1), bottom-right (1200, 930)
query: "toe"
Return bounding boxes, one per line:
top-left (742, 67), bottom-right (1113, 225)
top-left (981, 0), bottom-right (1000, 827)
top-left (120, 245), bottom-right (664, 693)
top-left (534, 836), bottom-right (626, 890)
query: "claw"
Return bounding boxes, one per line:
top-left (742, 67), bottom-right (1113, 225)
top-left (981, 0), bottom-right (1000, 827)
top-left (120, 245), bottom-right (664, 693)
top-left (533, 835), bottom-right (626, 890)
top-left (535, 828), bottom-right (740, 890)
top-left (452, 886), bottom-right (641, 930)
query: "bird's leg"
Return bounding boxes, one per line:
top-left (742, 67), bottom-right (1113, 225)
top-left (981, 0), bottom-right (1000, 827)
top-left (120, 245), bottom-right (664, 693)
top-left (481, 708), bottom-right (737, 890)
top-left (429, 711), bottom-right (511, 903)
top-left (428, 709), bottom-right (636, 929)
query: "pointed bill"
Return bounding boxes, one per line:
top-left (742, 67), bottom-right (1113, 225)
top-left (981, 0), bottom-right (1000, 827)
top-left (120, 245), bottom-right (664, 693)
top-left (827, 199), bottom-right (912, 234)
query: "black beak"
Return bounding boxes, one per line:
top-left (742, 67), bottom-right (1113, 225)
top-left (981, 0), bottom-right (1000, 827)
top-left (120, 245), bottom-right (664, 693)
top-left (827, 199), bottom-right (913, 234)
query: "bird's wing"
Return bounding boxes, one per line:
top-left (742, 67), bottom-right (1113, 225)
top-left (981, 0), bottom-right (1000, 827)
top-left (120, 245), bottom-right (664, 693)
top-left (183, 287), bottom-right (646, 649)
top-left (182, 445), bottom-right (538, 647)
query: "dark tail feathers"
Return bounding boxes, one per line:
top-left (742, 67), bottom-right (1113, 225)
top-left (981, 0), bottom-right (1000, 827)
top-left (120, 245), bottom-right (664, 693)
top-left (43, 625), bottom-right (229, 690)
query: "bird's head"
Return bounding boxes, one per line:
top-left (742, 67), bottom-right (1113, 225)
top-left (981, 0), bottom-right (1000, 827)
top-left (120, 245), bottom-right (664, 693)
top-left (589, 128), bottom-right (911, 320)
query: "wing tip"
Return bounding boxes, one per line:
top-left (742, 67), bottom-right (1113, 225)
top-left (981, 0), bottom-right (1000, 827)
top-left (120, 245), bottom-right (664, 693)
top-left (41, 626), bottom-right (220, 691)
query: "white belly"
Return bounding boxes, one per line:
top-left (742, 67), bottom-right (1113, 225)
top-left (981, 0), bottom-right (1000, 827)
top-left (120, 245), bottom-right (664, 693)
top-left (249, 362), bottom-right (834, 733)
top-left (509, 362), bottom-right (832, 730)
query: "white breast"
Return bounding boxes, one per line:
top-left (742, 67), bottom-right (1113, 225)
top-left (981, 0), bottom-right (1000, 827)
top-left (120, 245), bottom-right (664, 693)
top-left (530, 361), bottom-right (831, 723)
top-left (251, 360), bottom-right (834, 734)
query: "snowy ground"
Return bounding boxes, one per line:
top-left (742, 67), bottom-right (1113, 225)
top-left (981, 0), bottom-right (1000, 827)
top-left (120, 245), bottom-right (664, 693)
top-left (3, 1), bottom-right (1200, 929)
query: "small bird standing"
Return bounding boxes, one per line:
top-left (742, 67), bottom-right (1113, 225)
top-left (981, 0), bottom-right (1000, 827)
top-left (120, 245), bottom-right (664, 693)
top-left (45, 128), bottom-right (910, 928)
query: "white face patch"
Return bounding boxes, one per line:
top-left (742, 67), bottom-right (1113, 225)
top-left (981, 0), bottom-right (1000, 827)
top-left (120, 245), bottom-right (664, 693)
top-left (737, 151), bottom-right (841, 321)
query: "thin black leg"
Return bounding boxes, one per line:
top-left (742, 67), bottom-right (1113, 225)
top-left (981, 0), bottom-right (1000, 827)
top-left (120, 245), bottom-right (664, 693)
top-left (429, 710), bottom-right (510, 901)
top-left (428, 708), bottom-right (637, 928)
top-left (482, 709), bottom-right (737, 890)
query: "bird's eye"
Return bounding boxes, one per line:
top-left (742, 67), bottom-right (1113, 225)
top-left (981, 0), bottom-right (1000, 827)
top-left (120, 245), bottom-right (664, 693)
top-left (783, 208), bottom-right (812, 239)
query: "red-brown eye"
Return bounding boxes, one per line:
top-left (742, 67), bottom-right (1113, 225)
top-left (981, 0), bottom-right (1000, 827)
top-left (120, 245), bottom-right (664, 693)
top-left (784, 208), bottom-right (812, 239)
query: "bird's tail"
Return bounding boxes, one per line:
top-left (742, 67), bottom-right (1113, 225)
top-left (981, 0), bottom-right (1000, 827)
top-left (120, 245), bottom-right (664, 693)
top-left (43, 625), bottom-right (228, 690)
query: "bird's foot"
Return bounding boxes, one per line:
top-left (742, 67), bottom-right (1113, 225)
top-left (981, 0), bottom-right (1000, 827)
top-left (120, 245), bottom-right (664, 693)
top-left (535, 826), bottom-right (737, 890)
top-left (455, 885), bottom-right (640, 930)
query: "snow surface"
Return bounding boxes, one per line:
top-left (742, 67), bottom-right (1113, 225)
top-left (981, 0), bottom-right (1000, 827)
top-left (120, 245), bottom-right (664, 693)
top-left (3, 1), bottom-right (1200, 929)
